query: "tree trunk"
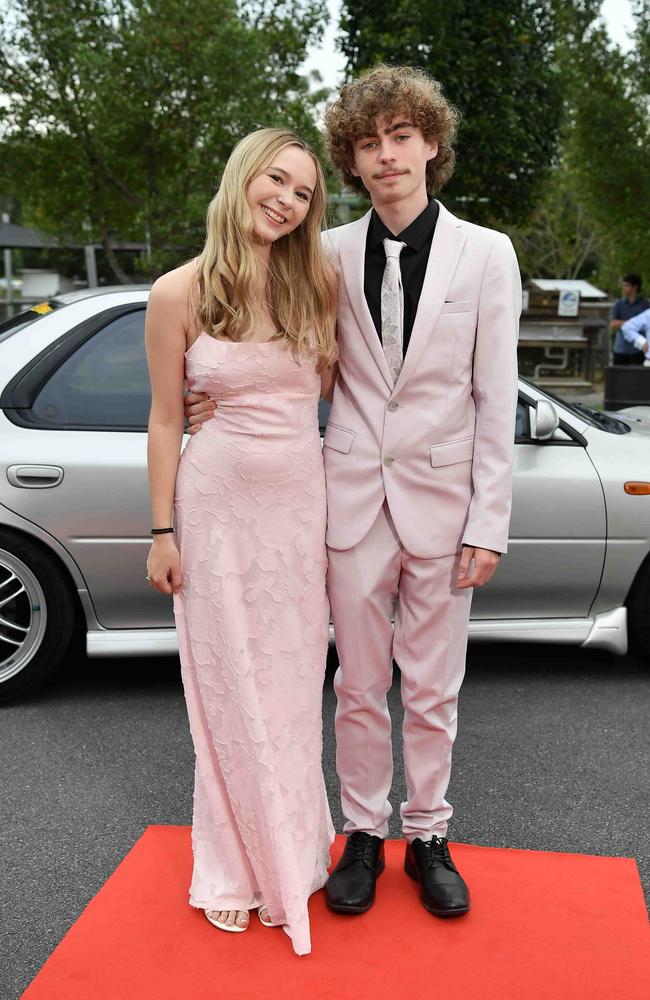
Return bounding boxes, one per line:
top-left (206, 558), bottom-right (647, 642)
top-left (102, 232), bottom-right (132, 284)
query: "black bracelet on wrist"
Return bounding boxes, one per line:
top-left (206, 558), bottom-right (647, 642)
top-left (151, 527), bottom-right (174, 535)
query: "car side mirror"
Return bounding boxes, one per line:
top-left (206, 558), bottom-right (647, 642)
top-left (531, 399), bottom-right (560, 440)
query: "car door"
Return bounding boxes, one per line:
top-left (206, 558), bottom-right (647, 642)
top-left (0, 306), bottom-right (175, 629)
top-left (471, 394), bottom-right (607, 619)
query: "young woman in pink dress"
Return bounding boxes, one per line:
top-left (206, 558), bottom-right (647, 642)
top-left (145, 128), bottom-right (337, 956)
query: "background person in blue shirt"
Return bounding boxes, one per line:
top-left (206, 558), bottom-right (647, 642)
top-left (620, 306), bottom-right (650, 366)
top-left (611, 273), bottom-right (649, 364)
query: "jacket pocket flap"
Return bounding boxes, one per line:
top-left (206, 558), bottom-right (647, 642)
top-left (440, 299), bottom-right (472, 315)
top-left (430, 437), bottom-right (474, 467)
top-left (324, 424), bottom-right (355, 454)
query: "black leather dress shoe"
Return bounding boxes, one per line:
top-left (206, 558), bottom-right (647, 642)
top-left (405, 836), bottom-right (470, 917)
top-left (325, 832), bottom-right (385, 913)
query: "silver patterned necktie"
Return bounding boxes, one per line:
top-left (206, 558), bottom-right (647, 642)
top-left (381, 238), bottom-right (407, 383)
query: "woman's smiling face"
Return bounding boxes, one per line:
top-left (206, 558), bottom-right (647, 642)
top-left (246, 145), bottom-right (317, 245)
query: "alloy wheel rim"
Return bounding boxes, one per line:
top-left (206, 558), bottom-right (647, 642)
top-left (0, 549), bottom-right (47, 684)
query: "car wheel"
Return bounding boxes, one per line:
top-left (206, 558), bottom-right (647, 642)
top-left (628, 557), bottom-right (650, 661)
top-left (0, 530), bottom-right (76, 703)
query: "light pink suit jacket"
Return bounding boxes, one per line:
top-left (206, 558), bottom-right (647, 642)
top-left (322, 201), bottom-right (522, 559)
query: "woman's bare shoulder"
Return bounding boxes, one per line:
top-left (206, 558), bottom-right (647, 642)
top-left (150, 259), bottom-right (200, 306)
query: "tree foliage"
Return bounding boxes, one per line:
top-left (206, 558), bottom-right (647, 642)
top-left (507, 163), bottom-right (602, 281)
top-left (533, 0), bottom-right (650, 288)
top-left (338, 0), bottom-right (564, 227)
top-left (0, 0), bottom-right (328, 278)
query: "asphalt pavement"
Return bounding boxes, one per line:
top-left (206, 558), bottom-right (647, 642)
top-left (2, 642), bottom-right (649, 999)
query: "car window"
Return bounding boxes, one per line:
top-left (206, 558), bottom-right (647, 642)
top-left (0, 301), bottom-right (64, 346)
top-left (31, 309), bottom-right (150, 428)
top-left (514, 398), bottom-right (530, 440)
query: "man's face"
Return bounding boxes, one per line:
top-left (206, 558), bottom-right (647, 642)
top-left (622, 281), bottom-right (638, 300)
top-left (350, 114), bottom-right (438, 208)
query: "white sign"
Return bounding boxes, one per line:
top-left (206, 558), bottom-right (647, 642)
top-left (558, 289), bottom-right (580, 317)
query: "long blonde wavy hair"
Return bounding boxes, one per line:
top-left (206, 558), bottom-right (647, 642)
top-left (194, 128), bottom-right (337, 367)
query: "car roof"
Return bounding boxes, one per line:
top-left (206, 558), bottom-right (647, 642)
top-left (52, 285), bottom-right (151, 304)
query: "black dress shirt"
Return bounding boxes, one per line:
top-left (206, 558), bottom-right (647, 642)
top-left (364, 198), bottom-right (439, 355)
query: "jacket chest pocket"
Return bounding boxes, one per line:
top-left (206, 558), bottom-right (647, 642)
top-left (440, 299), bottom-right (473, 316)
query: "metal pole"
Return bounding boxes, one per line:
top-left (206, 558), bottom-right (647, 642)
top-left (84, 243), bottom-right (98, 288)
top-left (2, 212), bottom-right (13, 317)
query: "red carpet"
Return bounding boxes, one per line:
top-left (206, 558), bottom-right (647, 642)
top-left (23, 827), bottom-right (649, 1000)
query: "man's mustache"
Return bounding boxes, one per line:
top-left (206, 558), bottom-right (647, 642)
top-left (373, 168), bottom-right (409, 178)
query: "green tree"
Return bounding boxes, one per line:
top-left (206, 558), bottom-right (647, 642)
top-left (507, 163), bottom-right (602, 281)
top-left (338, 0), bottom-right (564, 227)
top-left (556, 0), bottom-right (650, 288)
top-left (0, 0), bottom-right (328, 278)
top-left (632, 0), bottom-right (650, 78)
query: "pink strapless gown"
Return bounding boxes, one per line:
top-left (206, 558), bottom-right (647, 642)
top-left (173, 332), bottom-right (334, 956)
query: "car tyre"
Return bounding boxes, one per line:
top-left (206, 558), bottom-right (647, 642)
top-left (627, 557), bottom-right (650, 662)
top-left (0, 530), bottom-right (76, 703)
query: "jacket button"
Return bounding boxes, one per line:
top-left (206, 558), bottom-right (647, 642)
top-left (383, 456), bottom-right (394, 466)
top-left (387, 401), bottom-right (399, 412)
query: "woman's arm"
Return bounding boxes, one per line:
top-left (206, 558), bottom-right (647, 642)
top-left (320, 361), bottom-right (338, 402)
top-left (145, 272), bottom-right (188, 594)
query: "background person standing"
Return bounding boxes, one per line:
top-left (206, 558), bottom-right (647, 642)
top-left (610, 273), bottom-right (649, 365)
top-left (620, 306), bottom-right (650, 365)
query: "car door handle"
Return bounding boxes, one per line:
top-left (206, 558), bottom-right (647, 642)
top-left (6, 465), bottom-right (64, 488)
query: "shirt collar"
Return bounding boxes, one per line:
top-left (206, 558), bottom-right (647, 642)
top-left (367, 198), bottom-right (439, 252)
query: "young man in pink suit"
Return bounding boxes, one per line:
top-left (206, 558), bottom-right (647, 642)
top-left (320, 65), bottom-right (521, 918)
top-left (185, 64), bottom-right (521, 919)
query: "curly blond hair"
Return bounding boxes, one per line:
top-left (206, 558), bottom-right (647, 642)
top-left (324, 65), bottom-right (460, 196)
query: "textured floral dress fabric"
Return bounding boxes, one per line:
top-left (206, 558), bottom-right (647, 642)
top-left (173, 332), bottom-right (334, 956)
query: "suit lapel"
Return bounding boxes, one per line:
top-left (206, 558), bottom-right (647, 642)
top-left (393, 202), bottom-right (467, 395)
top-left (338, 211), bottom-right (393, 389)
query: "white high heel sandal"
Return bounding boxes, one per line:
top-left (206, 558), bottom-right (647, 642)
top-left (257, 905), bottom-right (276, 928)
top-left (205, 909), bottom-right (249, 933)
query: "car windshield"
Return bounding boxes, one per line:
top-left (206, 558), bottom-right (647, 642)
top-left (568, 401), bottom-right (632, 434)
top-left (521, 379), bottom-right (631, 435)
top-left (0, 301), bottom-right (64, 346)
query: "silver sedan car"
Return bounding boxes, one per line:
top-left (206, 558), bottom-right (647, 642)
top-left (1, 287), bottom-right (649, 702)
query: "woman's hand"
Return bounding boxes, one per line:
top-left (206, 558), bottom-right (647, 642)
top-left (147, 536), bottom-right (183, 595)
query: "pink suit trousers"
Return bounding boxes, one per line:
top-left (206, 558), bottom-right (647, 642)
top-left (327, 502), bottom-right (473, 841)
